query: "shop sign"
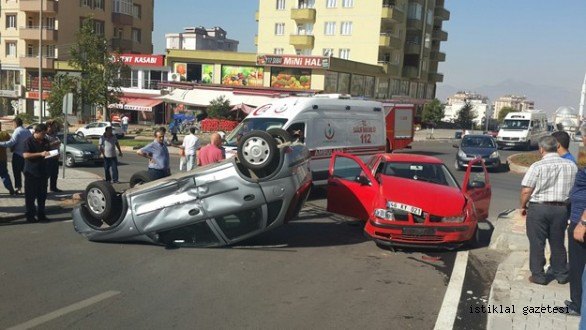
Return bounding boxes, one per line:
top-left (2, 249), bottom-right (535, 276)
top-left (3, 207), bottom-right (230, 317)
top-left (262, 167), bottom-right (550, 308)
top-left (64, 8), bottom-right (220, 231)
top-left (118, 54), bottom-right (164, 67)
top-left (26, 91), bottom-right (50, 100)
top-left (257, 55), bottom-right (330, 69)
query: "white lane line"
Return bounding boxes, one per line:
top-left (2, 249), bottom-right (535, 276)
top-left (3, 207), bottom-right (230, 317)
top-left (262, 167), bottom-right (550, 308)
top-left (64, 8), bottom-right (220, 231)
top-left (433, 250), bottom-right (469, 330)
top-left (7, 290), bottom-right (120, 330)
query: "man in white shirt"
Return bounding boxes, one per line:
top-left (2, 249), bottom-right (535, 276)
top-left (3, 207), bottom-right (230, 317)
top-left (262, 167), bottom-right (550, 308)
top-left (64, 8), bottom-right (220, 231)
top-left (179, 127), bottom-right (200, 171)
top-left (121, 114), bottom-right (129, 133)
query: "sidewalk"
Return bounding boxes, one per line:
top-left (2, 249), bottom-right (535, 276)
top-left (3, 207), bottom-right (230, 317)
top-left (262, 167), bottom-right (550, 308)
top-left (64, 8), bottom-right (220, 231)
top-left (487, 210), bottom-right (580, 329)
top-left (0, 163), bottom-right (101, 222)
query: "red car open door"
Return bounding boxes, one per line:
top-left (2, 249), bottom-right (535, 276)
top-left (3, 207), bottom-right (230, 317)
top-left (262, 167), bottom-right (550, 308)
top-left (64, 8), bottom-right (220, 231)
top-left (326, 152), bottom-right (378, 221)
top-left (462, 158), bottom-right (492, 220)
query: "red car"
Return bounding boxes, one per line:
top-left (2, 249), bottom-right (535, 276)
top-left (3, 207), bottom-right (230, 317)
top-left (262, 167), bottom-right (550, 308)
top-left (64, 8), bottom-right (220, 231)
top-left (326, 152), bottom-right (491, 249)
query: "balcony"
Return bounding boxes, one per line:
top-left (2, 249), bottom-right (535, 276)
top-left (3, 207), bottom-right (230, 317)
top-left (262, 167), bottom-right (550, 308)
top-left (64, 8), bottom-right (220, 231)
top-left (20, 0), bottom-right (58, 13)
top-left (432, 29), bottom-right (448, 41)
top-left (428, 72), bottom-right (444, 82)
top-left (379, 34), bottom-right (402, 49)
top-left (434, 7), bottom-right (450, 20)
top-left (406, 18), bottom-right (423, 30)
top-left (110, 38), bottom-right (134, 51)
top-left (378, 61), bottom-right (400, 76)
top-left (402, 66), bottom-right (419, 79)
top-left (20, 55), bottom-right (55, 69)
top-left (112, 12), bottom-right (133, 25)
top-left (20, 27), bottom-right (58, 41)
top-left (429, 50), bottom-right (446, 62)
top-left (404, 43), bottom-right (421, 54)
top-left (291, 8), bottom-right (316, 22)
top-left (289, 34), bottom-right (314, 48)
top-left (381, 6), bottom-right (404, 23)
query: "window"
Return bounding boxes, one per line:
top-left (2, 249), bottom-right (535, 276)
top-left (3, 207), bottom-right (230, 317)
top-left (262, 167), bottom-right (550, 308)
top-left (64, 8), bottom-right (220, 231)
top-left (323, 48), bottom-right (333, 56)
top-left (94, 0), bottom-right (104, 10)
top-left (46, 45), bottom-right (56, 58)
top-left (5, 42), bottom-right (16, 57)
top-left (132, 28), bottom-right (141, 42)
top-left (276, 0), bottom-right (285, 10)
top-left (80, 0), bottom-right (92, 7)
top-left (324, 22), bottom-right (336, 35)
top-left (274, 48), bottom-right (284, 54)
top-left (274, 23), bottom-right (285, 36)
top-left (326, 0), bottom-right (336, 8)
top-left (27, 44), bottom-right (33, 57)
top-left (94, 20), bottom-right (105, 35)
top-left (113, 0), bottom-right (133, 15)
top-left (340, 21), bottom-right (352, 35)
top-left (6, 15), bottom-right (16, 29)
top-left (132, 4), bottom-right (141, 19)
top-left (46, 17), bottom-right (56, 29)
top-left (342, 0), bottom-right (353, 8)
top-left (339, 48), bottom-right (350, 60)
top-left (408, 2), bottom-right (422, 20)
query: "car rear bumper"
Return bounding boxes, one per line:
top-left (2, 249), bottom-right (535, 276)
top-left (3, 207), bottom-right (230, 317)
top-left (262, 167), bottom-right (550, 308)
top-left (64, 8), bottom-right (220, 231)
top-left (364, 219), bottom-right (475, 246)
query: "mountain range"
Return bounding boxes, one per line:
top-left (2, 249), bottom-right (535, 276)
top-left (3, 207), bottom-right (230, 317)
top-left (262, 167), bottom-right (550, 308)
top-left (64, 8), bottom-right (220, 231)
top-left (435, 79), bottom-right (582, 118)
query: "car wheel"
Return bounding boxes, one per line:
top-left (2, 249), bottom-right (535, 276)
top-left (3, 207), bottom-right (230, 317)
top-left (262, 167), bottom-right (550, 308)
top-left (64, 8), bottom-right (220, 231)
top-left (65, 153), bottom-right (75, 167)
top-left (466, 225), bottom-right (481, 249)
top-left (129, 170), bottom-right (153, 188)
top-left (525, 141), bottom-right (531, 151)
top-left (267, 128), bottom-right (292, 145)
top-left (76, 131), bottom-right (84, 138)
top-left (237, 131), bottom-right (277, 171)
top-left (85, 181), bottom-right (121, 225)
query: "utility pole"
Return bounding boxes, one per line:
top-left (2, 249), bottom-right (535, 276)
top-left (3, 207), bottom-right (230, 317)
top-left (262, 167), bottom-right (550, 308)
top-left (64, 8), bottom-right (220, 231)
top-left (38, 0), bottom-right (44, 122)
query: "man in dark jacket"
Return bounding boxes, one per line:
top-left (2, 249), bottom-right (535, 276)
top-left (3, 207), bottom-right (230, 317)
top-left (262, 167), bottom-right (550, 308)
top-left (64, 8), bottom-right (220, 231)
top-left (23, 123), bottom-right (52, 222)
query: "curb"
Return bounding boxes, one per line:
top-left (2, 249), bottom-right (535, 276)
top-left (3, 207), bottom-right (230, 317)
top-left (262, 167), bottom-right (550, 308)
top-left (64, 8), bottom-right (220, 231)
top-left (506, 154), bottom-right (529, 174)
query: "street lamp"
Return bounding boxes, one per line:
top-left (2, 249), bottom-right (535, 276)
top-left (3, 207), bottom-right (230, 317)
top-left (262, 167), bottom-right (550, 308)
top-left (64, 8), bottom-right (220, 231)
top-left (38, 0), bottom-right (44, 123)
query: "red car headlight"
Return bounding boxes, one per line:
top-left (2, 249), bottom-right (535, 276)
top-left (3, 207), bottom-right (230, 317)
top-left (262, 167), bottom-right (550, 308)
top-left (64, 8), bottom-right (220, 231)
top-left (374, 208), bottom-right (395, 221)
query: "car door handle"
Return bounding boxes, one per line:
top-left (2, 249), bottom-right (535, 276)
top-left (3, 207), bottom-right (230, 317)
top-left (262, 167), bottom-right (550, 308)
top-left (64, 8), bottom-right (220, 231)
top-left (243, 194), bottom-right (255, 202)
top-left (188, 209), bottom-right (200, 216)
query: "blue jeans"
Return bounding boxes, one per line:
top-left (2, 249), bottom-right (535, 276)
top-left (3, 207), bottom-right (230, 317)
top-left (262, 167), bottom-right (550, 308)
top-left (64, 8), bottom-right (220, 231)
top-left (148, 168), bottom-right (170, 180)
top-left (581, 265), bottom-right (586, 329)
top-left (103, 157), bottom-right (119, 182)
top-left (0, 160), bottom-right (14, 192)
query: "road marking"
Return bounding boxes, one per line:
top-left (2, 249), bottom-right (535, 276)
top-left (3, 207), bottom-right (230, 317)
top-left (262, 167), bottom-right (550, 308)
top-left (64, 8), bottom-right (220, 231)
top-left (433, 250), bottom-right (469, 330)
top-left (7, 290), bottom-right (120, 330)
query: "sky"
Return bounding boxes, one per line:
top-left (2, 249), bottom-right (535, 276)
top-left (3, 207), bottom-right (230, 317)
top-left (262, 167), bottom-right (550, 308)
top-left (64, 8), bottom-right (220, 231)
top-left (153, 0), bottom-right (586, 111)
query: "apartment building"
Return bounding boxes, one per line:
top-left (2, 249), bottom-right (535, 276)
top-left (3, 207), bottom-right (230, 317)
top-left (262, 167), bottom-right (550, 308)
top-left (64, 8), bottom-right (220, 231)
top-left (0, 0), bottom-right (154, 117)
top-left (443, 91), bottom-right (491, 126)
top-left (166, 26), bottom-right (239, 52)
top-left (493, 95), bottom-right (535, 120)
top-left (256, 0), bottom-right (449, 101)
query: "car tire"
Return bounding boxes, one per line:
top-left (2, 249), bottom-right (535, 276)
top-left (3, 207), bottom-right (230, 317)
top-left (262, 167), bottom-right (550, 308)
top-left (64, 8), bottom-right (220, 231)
top-left (129, 170), bottom-right (154, 188)
top-left (466, 225), bottom-right (481, 249)
top-left (85, 181), bottom-right (121, 225)
top-left (76, 131), bottom-right (84, 138)
top-left (267, 128), bottom-right (292, 144)
top-left (65, 153), bottom-right (76, 167)
top-left (237, 131), bottom-right (277, 171)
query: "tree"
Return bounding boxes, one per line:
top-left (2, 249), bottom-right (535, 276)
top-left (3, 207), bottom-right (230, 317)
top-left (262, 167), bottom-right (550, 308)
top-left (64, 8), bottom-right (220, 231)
top-left (207, 96), bottom-right (232, 119)
top-left (455, 101), bottom-right (477, 130)
top-left (497, 106), bottom-right (516, 123)
top-left (68, 16), bottom-right (128, 121)
top-left (421, 99), bottom-right (445, 128)
top-left (47, 74), bottom-right (79, 120)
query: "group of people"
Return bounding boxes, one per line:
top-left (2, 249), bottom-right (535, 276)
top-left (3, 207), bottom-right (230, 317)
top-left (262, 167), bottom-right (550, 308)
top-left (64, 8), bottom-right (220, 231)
top-left (0, 118), bottom-right (62, 222)
top-left (519, 129), bottom-right (586, 326)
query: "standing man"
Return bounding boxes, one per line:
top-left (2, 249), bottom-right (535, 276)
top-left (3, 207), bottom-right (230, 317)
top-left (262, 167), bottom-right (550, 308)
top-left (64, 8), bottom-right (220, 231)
top-left (23, 123), bottom-right (52, 223)
top-left (180, 126), bottom-right (200, 171)
top-left (121, 113), bottom-right (129, 133)
top-left (99, 125), bottom-right (123, 183)
top-left (45, 120), bottom-right (62, 192)
top-left (520, 135), bottom-right (577, 285)
top-left (552, 130), bottom-right (577, 163)
top-left (0, 122), bottom-right (15, 195)
top-left (137, 127), bottom-right (171, 180)
top-left (0, 118), bottom-right (32, 195)
top-left (199, 132), bottom-right (225, 166)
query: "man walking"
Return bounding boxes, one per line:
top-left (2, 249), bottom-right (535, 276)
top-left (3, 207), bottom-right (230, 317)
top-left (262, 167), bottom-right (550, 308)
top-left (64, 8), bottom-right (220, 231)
top-left (520, 135), bottom-right (577, 285)
top-left (0, 118), bottom-right (32, 195)
top-left (99, 125), bottom-right (123, 183)
top-left (0, 122), bottom-right (15, 195)
top-left (179, 126), bottom-right (200, 171)
top-left (121, 113), bottom-right (129, 133)
top-left (23, 123), bottom-right (52, 223)
top-left (45, 120), bottom-right (62, 192)
top-left (137, 127), bottom-right (171, 180)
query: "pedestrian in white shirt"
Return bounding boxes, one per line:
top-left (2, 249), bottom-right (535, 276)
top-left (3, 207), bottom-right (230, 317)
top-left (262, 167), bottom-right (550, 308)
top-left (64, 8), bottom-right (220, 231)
top-left (179, 127), bottom-right (200, 171)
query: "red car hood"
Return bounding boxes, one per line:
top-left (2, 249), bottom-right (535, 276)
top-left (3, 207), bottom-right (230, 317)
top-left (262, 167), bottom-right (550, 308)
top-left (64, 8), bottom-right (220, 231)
top-left (380, 176), bottom-right (466, 216)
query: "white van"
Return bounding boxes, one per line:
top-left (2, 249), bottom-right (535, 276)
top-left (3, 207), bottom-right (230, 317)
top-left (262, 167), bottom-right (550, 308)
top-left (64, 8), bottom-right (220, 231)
top-left (224, 95), bottom-right (386, 185)
top-left (496, 111), bottom-right (549, 150)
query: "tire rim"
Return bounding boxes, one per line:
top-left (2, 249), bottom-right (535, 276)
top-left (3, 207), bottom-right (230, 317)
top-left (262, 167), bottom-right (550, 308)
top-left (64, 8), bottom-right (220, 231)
top-left (87, 187), bottom-right (107, 215)
top-left (242, 137), bottom-right (271, 165)
top-left (66, 155), bottom-right (74, 167)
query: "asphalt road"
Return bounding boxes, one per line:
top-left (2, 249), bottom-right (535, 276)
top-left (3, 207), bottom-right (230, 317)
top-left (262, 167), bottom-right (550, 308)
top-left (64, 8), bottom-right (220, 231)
top-left (0, 141), bottom-right (524, 329)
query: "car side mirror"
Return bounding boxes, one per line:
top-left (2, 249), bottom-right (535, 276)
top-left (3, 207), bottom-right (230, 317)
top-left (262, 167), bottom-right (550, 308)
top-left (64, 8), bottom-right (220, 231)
top-left (356, 175), bottom-right (371, 186)
top-left (468, 180), bottom-right (486, 189)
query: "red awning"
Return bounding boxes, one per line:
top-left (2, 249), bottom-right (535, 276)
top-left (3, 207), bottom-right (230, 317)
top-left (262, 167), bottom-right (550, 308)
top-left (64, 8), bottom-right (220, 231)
top-left (109, 97), bottom-right (163, 112)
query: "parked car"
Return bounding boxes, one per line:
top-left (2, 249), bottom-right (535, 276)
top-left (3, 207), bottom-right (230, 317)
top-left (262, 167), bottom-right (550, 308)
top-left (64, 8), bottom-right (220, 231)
top-left (59, 133), bottom-right (102, 167)
top-left (75, 121), bottom-right (124, 138)
top-left (72, 130), bottom-right (313, 248)
top-left (326, 152), bottom-right (492, 249)
top-left (453, 134), bottom-right (501, 171)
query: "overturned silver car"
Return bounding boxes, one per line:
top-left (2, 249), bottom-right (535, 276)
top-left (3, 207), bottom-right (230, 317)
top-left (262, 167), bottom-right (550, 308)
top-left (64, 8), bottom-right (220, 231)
top-left (73, 130), bottom-right (312, 248)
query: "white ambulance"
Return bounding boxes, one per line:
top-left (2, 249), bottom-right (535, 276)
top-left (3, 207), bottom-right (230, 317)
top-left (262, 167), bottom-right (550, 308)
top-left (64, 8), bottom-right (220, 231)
top-left (224, 95), bottom-right (387, 185)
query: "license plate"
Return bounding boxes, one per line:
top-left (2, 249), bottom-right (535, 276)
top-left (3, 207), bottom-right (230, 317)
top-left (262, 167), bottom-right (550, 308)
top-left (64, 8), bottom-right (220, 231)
top-left (506, 142), bottom-right (515, 146)
top-left (387, 201), bottom-right (422, 216)
top-left (402, 227), bottom-right (436, 236)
